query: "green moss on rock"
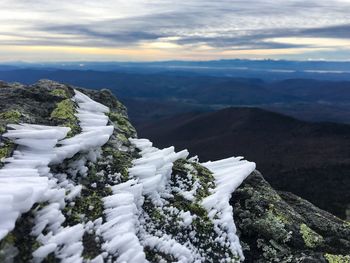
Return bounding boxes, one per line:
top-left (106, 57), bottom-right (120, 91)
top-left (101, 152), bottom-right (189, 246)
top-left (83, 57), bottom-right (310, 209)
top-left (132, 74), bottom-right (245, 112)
top-left (0, 110), bottom-right (21, 123)
top-left (64, 164), bottom-right (113, 226)
top-left (50, 99), bottom-right (75, 120)
top-left (172, 159), bottom-right (215, 201)
top-left (0, 142), bottom-right (14, 160)
top-left (300, 223), bottom-right (324, 248)
top-left (142, 160), bottom-right (240, 262)
top-left (0, 233), bottom-right (17, 261)
top-left (0, 141), bottom-right (15, 168)
top-left (0, 110), bottom-right (21, 133)
top-left (116, 133), bottom-right (130, 146)
top-left (253, 207), bottom-right (292, 244)
top-left (144, 246), bottom-right (176, 262)
top-left (324, 253), bottom-right (350, 263)
top-left (0, 110), bottom-right (21, 165)
top-left (66, 190), bottom-right (106, 225)
top-left (108, 111), bottom-right (136, 138)
top-left (50, 89), bottom-right (69, 98)
top-left (1, 209), bottom-right (42, 263)
top-left (82, 232), bottom-right (102, 260)
top-left (50, 99), bottom-right (80, 136)
top-left (191, 162), bottom-right (215, 200)
top-left (102, 146), bottom-right (133, 181)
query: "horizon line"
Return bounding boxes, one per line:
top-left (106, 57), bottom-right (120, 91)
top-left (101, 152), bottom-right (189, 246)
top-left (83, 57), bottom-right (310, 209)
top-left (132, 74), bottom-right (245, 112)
top-left (2, 58), bottom-right (350, 64)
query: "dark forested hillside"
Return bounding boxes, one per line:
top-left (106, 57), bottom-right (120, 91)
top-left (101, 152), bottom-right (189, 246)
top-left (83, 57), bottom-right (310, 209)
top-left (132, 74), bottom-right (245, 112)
top-left (1, 69), bottom-right (350, 124)
top-left (138, 107), bottom-right (350, 219)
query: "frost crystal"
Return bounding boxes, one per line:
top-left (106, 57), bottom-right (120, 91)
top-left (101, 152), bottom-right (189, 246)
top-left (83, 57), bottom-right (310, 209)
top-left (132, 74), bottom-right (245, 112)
top-left (0, 89), bottom-right (255, 263)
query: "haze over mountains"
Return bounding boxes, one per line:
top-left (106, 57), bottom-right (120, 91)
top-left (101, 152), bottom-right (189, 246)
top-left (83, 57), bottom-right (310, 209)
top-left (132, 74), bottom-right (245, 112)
top-left (1, 60), bottom-right (350, 124)
top-left (3, 60), bottom-right (350, 80)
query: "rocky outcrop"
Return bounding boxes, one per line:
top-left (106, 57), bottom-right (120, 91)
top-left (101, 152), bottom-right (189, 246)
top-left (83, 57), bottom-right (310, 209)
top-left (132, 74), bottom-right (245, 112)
top-left (0, 80), bottom-right (349, 263)
top-left (232, 171), bottom-right (350, 262)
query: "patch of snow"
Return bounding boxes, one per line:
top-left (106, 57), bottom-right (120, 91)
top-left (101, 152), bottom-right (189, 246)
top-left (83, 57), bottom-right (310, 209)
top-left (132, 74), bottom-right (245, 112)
top-left (31, 90), bottom-right (114, 262)
top-left (143, 234), bottom-right (193, 263)
top-left (32, 243), bottom-right (57, 259)
top-left (201, 157), bottom-right (256, 261)
top-left (100, 179), bottom-right (147, 263)
top-left (0, 89), bottom-right (114, 263)
top-left (129, 138), bottom-right (189, 198)
top-left (129, 138), bottom-right (206, 262)
top-left (0, 88), bottom-right (256, 263)
top-left (53, 90), bottom-right (113, 164)
top-left (0, 125), bottom-right (70, 240)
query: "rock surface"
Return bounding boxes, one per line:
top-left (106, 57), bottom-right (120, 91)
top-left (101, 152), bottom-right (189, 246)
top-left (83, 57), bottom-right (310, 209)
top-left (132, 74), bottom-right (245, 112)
top-left (232, 171), bottom-right (350, 262)
top-left (0, 80), bottom-right (349, 263)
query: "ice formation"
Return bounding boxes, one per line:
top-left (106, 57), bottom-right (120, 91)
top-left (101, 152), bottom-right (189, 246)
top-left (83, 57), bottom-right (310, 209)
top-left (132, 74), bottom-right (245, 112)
top-left (128, 139), bottom-right (202, 262)
top-left (129, 138), bottom-right (188, 197)
top-left (0, 124), bottom-right (70, 240)
top-left (0, 89), bottom-right (114, 262)
top-left (127, 139), bottom-right (256, 262)
top-left (53, 90), bottom-right (113, 164)
top-left (0, 88), bottom-right (256, 262)
top-left (100, 179), bottom-right (146, 262)
top-left (97, 138), bottom-right (192, 262)
top-left (202, 157), bottom-right (256, 260)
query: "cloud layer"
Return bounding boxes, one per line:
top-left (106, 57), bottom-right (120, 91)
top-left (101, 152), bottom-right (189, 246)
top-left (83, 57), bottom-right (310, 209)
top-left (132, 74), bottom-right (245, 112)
top-left (1, 0), bottom-right (350, 61)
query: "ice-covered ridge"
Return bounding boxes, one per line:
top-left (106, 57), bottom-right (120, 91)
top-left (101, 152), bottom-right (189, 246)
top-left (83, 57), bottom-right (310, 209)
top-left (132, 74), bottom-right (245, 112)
top-left (74, 90), bottom-right (109, 113)
top-left (0, 89), bottom-right (114, 263)
top-left (0, 125), bottom-right (70, 240)
top-left (201, 157), bottom-right (256, 261)
top-left (100, 179), bottom-right (147, 263)
top-left (127, 138), bottom-right (200, 262)
top-left (98, 138), bottom-right (190, 262)
top-left (129, 138), bottom-right (189, 196)
top-left (0, 85), bottom-right (258, 262)
top-left (31, 90), bottom-right (114, 262)
top-left (53, 90), bottom-right (114, 164)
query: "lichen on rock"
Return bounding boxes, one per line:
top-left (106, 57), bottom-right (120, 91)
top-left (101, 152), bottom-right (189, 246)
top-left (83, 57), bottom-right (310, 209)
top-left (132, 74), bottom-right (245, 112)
top-left (49, 88), bottom-right (69, 98)
top-left (50, 98), bottom-right (80, 137)
top-left (232, 171), bottom-right (350, 262)
top-left (0, 110), bottom-right (21, 166)
top-left (324, 253), bottom-right (350, 263)
top-left (299, 223), bottom-right (324, 248)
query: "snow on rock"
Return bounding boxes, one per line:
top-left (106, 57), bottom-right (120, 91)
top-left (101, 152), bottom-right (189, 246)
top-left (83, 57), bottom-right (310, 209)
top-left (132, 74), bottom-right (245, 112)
top-left (31, 90), bottom-right (114, 262)
top-left (129, 138), bottom-right (189, 197)
top-left (128, 138), bottom-right (204, 262)
top-left (98, 138), bottom-right (193, 262)
top-left (53, 90), bottom-right (113, 164)
top-left (0, 86), bottom-right (257, 262)
top-left (0, 124), bottom-right (70, 240)
top-left (0, 89), bottom-right (114, 263)
top-left (100, 179), bottom-right (147, 263)
top-left (201, 157), bottom-right (256, 261)
top-left (34, 223), bottom-right (85, 263)
top-left (143, 234), bottom-right (194, 263)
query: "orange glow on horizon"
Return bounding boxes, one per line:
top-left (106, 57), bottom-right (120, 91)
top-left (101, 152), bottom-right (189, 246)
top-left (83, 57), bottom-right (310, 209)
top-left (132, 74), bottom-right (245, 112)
top-left (0, 44), bottom-right (333, 62)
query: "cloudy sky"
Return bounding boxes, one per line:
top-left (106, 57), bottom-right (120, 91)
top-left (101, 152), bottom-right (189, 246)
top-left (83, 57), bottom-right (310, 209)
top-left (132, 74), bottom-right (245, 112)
top-left (1, 0), bottom-right (350, 61)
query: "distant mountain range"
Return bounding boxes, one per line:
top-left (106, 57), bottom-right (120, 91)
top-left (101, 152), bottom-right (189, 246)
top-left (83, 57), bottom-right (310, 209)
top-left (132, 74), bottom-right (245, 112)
top-left (0, 69), bottom-right (350, 124)
top-left (2, 59), bottom-right (350, 80)
top-left (137, 107), bottom-right (350, 219)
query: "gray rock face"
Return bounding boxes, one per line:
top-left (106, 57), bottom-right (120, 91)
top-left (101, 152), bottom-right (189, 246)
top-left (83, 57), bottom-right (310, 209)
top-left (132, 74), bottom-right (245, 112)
top-left (0, 80), bottom-right (349, 262)
top-left (232, 171), bottom-right (350, 262)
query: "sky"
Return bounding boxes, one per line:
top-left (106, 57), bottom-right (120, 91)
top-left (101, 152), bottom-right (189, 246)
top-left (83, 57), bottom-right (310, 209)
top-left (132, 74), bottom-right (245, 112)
top-left (1, 0), bottom-right (350, 62)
